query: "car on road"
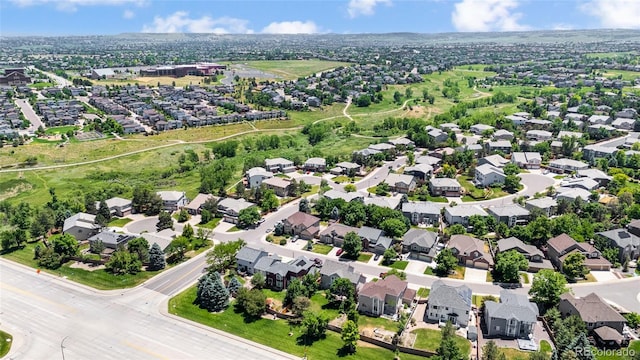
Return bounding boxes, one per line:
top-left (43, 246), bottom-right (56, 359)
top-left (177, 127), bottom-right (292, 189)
top-left (336, 248), bottom-right (344, 256)
top-left (258, 218), bottom-right (265, 224)
top-left (265, 227), bottom-right (273, 233)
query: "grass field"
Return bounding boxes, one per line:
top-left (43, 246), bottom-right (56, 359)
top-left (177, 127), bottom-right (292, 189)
top-left (387, 260), bottom-right (409, 270)
top-left (411, 328), bottom-right (471, 357)
top-left (358, 315), bottom-right (399, 333)
top-left (82, 75), bottom-right (219, 87)
top-left (198, 217), bottom-right (222, 229)
top-left (357, 253), bottom-right (373, 263)
top-left (169, 286), bottom-right (426, 360)
top-left (597, 69), bottom-right (640, 81)
top-left (417, 287), bottom-right (430, 298)
top-left (45, 125), bottom-right (78, 135)
top-left (29, 82), bottom-right (54, 89)
top-left (499, 347), bottom-right (535, 360)
top-left (311, 243), bottom-right (333, 255)
top-left (242, 60), bottom-right (351, 80)
top-left (0, 330), bottom-right (11, 358)
top-left (108, 218), bottom-right (132, 227)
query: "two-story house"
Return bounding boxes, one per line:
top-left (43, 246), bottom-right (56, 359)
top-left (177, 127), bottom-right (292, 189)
top-left (245, 167), bottom-right (274, 188)
top-left (264, 157), bottom-right (296, 173)
top-left (304, 157), bottom-right (326, 172)
top-left (484, 290), bottom-right (539, 339)
top-left (559, 292), bottom-right (627, 347)
top-left (402, 201), bottom-right (441, 226)
top-left (156, 191), bottom-right (188, 212)
top-left (426, 280), bottom-right (472, 327)
top-left (496, 237), bottom-right (553, 272)
top-left (474, 164), bottom-right (506, 187)
top-left (429, 178), bottom-right (462, 197)
top-left (319, 259), bottom-right (366, 290)
top-left (383, 173), bottom-right (416, 194)
top-left (265, 256), bottom-right (318, 291)
top-left (525, 197), bottom-right (557, 217)
top-left (282, 211), bottom-right (320, 240)
top-left (444, 205), bottom-right (489, 226)
top-left (596, 228), bottom-right (640, 263)
top-left (448, 234), bottom-right (493, 269)
top-left (511, 152), bottom-right (542, 169)
top-left (236, 246), bottom-right (269, 275)
top-left (217, 198), bottom-right (255, 224)
top-left (547, 233), bottom-right (612, 271)
top-left (357, 275), bottom-right (414, 317)
top-left (402, 229), bottom-right (438, 262)
top-left (319, 223), bottom-right (360, 248)
top-left (63, 212), bottom-right (100, 241)
top-left (487, 204), bottom-right (530, 227)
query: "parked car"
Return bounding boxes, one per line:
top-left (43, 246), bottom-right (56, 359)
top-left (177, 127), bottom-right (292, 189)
top-left (374, 253), bottom-right (381, 261)
top-left (336, 248), bottom-right (344, 256)
top-left (292, 235), bottom-right (299, 243)
top-left (265, 227), bottom-right (273, 233)
top-left (312, 258), bottom-right (322, 266)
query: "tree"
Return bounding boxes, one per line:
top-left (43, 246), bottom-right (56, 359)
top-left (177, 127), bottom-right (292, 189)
top-left (37, 247), bottom-right (62, 269)
top-left (227, 276), bottom-right (242, 296)
top-left (176, 209), bottom-right (189, 222)
top-left (292, 296), bottom-right (311, 316)
top-left (251, 272), bottom-right (266, 289)
top-left (382, 247), bottom-right (397, 265)
top-left (435, 248), bottom-right (457, 276)
top-left (329, 277), bottom-right (355, 307)
top-left (341, 320), bottom-right (359, 354)
top-left (182, 223), bottom-right (194, 239)
top-left (200, 209), bottom-right (213, 224)
top-left (562, 252), bottom-right (588, 281)
top-left (51, 233), bottom-right (79, 258)
top-left (503, 163), bottom-right (520, 176)
top-left (206, 239), bottom-right (246, 273)
top-left (132, 186), bottom-right (163, 216)
top-left (437, 321), bottom-right (464, 360)
top-left (156, 211), bottom-right (173, 231)
top-left (238, 206), bottom-right (260, 228)
top-left (344, 184), bottom-right (357, 192)
top-left (301, 312), bottom-right (329, 344)
top-left (260, 190), bottom-right (279, 213)
top-left (447, 224), bottom-right (467, 235)
top-left (235, 287), bottom-right (266, 319)
top-left (529, 269), bottom-right (568, 309)
top-left (482, 340), bottom-right (503, 360)
top-left (127, 237), bottom-right (150, 262)
top-left (284, 278), bottom-right (305, 307)
top-left (148, 243), bottom-right (166, 271)
top-left (197, 273), bottom-right (229, 312)
top-left (504, 174), bottom-right (521, 193)
top-left (89, 239), bottom-right (105, 254)
top-left (380, 218), bottom-right (408, 238)
top-left (105, 250), bottom-right (142, 275)
top-left (165, 236), bottom-right (189, 263)
top-left (494, 250), bottom-right (528, 283)
top-left (95, 199), bottom-right (111, 226)
top-left (30, 208), bottom-right (55, 239)
top-left (624, 312), bottom-right (640, 329)
top-left (299, 198), bottom-right (310, 213)
top-left (301, 272), bottom-right (319, 298)
top-left (342, 231), bottom-right (362, 259)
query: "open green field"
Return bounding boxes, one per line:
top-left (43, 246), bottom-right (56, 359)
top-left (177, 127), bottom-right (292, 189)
top-left (29, 82), bottom-right (54, 89)
top-left (0, 330), bottom-right (11, 358)
top-left (169, 285), bottom-right (426, 360)
top-left (243, 60), bottom-right (351, 80)
top-left (598, 69), bottom-right (640, 81)
top-left (45, 125), bottom-right (78, 135)
top-left (81, 75), bottom-right (220, 87)
top-left (410, 328), bottom-right (471, 357)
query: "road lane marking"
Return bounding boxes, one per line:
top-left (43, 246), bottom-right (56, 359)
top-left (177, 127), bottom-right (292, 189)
top-left (154, 262), bottom-right (205, 295)
top-left (0, 282), bottom-right (76, 312)
top-left (127, 332), bottom-right (192, 357)
top-left (123, 340), bottom-right (170, 360)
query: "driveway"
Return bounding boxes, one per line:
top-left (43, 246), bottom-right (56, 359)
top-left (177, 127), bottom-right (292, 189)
top-left (591, 270), bottom-right (618, 282)
top-left (405, 260), bottom-right (429, 275)
top-left (464, 268), bottom-right (489, 283)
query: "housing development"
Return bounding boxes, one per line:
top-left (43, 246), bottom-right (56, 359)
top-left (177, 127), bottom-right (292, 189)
top-left (2, 18), bottom-right (640, 360)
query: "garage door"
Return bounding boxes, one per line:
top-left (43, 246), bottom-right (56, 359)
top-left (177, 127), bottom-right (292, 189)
top-left (465, 259), bottom-right (474, 267)
top-left (418, 253), bottom-right (431, 262)
top-left (474, 262), bottom-right (489, 270)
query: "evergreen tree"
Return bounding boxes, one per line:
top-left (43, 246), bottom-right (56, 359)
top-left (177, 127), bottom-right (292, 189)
top-left (299, 198), bottom-right (310, 213)
top-left (96, 199), bottom-right (111, 226)
top-left (197, 273), bottom-right (229, 312)
top-left (156, 211), bottom-right (174, 231)
top-left (227, 276), bottom-right (242, 296)
top-left (437, 322), bottom-right (464, 360)
top-left (148, 243), bottom-right (166, 271)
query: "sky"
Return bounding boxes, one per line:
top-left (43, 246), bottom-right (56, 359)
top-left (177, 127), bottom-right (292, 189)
top-left (1, 0), bottom-right (640, 36)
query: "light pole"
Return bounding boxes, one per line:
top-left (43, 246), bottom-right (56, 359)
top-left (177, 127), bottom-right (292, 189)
top-left (61, 336), bottom-right (69, 360)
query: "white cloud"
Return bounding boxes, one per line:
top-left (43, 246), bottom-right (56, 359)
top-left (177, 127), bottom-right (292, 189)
top-left (261, 21), bottom-right (319, 34)
top-left (581, 0), bottom-right (640, 29)
top-left (142, 11), bottom-right (253, 34)
top-left (10, 0), bottom-right (145, 12)
top-left (451, 0), bottom-right (530, 32)
top-left (123, 9), bottom-right (134, 19)
top-left (347, 0), bottom-right (391, 18)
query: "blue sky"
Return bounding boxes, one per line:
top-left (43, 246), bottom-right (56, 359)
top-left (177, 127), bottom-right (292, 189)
top-left (1, 0), bottom-right (640, 36)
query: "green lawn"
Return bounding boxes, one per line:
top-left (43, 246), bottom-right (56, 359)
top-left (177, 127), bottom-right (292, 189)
top-left (411, 328), bottom-right (471, 357)
top-left (595, 341), bottom-right (640, 360)
top-left (424, 267), bottom-right (434, 275)
top-left (198, 217), bottom-right (222, 229)
top-left (358, 315), bottom-right (399, 333)
top-left (409, 194), bottom-right (448, 202)
top-left (0, 330), bottom-right (12, 358)
top-left (540, 340), bottom-right (552, 353)
top-left (29, 82), bottom-right (54, 89)
top-left (500, 347), bottom-right (534, 360)
top-left (227, 226), bottom-right (241, 232)
top-left (520, 272), bottom-right (530, 284)
top-left (108, 217), bottom-right (133, 227)
top-left (311, 243), bottom-right (333, 255)
top-left (332, 175), bottom-right (351, 184)
top-left (417, 287), bottom-right (430, 298)
top-left (386, 260), bottom-right (409, 270)
top-left (242, 60), bottom-right (351, 80)
top-left (357, 253), bottom-right (373, 263)
top-left (45, 126), bottom-right (78, 135)
top-left (169, 286), bottom-right (425, 360)
top-left (458, 175), bottom-right (510, 201)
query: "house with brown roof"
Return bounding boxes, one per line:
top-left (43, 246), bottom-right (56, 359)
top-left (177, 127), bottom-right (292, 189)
top-left (282, 211), bottom-right (320, 240)
top-left (319, 223), bottom-right (360, 248)
top-left (357, 275), bottom-right (414, 317)
top-left (547, 233), bottom-right (611, 271)
top-left (559, 292), bottom-right (627, 347)
top-left (183, 193), bottom-right (218, 215)
top-left (447, 235), bottom-right (493, 269)
top-left (262, 177), bottom-right (292, 197)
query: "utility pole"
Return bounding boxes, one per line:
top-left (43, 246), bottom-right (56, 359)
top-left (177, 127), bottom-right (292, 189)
top-left (61, 336), bottom-right (69, 360)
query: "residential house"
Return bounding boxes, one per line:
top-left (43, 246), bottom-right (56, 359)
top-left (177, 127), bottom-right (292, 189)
top-left (388, 137), bottom-right (415, 150)
top-left (444, 205), bottom-right (489, 226)
top-left (98, 197), bottom-right (132, 217)
top-left (183, 193), bottom-right (218, 215)
top-left (319, 260), bottom-right (366, 290)
top-left (474, 164), bottom-right (506, 187)
top-left (63, 212), bottom-right (100, 241)
top-left (323, 189), bottom-right (364, 203)
top-left (448, 234), bottom-right (493, 269)
top-left (478, 154), bottom-right (510, 168)
top-left (265, 157), bottom-right (296, 173)
top-left (404, 163), bottom-right (433, 182)
top-left (493, 129), bottom-right (514, 141)
top-left (576, 169), bottom-right (612, 187)
top-left (526, 130), bottom-right (553, 141)
top-left (427, 127), bottom-right (449, 143)
top-left (217, 198), bottom-right (255, 224)
top-left (496, 237), bottom-right (553, 272)
top-left (511, 152), bottom-right (542, 169)
top-left (486, 140), bottom-right (513, 154)
top-left (156, 191), bottom-right (188, 212)
top-left (416, 155), bottom-right (442, 167)
top-left (282, 211), bottom-right (320, 240)
top-left (560, 177), bottom-right (599, 191)
top-left (596, 229), bottom-right (640, 262)
top-left (556, 187), bottom-right (592, 202)
top-left (524, 196), bottom-right (558, 217)
top-left (426, 280), bottom-right (472, 327)
top-left (612, 118), bottom-right (635, 131)
top-left (588, 115), bottom-right (611, 125)
top-left (402, 229), bottom-right (438, 262)
top-left (559, 292), bottom-right (626, 340)
top-left (358, 226), bottom-right (389, 254)
top-left (402, 201), bottom-right (442, 226)
top-left (246, 167), bottom-right (274, 188)
top-left (265, 256), bottom-right (318, 291)
top-left (88, 231), bottom-right (136, 250)
top-left (357, 275), bottom-right (413, 317)
top-left (487, 204), bottom-right (530, 227)
top-left (364, 195), bottom-right (402, 210)
top-left (429, 178), bottom-right (462, 197)
top-left (262, 177), bottom-right (291, 197)
top-left (383, 173), bottom-right (417, 194)
top-left (470, 124), bottom-right (494, 135)
top-left (547, 234), bottom-right (612, 271)
top-left (506, 115), bottom-right (528, 126)
top-left (557, 131), bottom-right (583, 140)
top-left (236, 246), bottom-right (269, 275)
top-left (319, 223), bottom-right (359, 248)
top-left (253, 254), bottom-right (282, 277)
top-left (548, 159), bottom-right (589, 173)
top-left (484, 290), bottom-right (539, 338)
top-left (304, 157), bottom-right (326, 172)
top-left (331, 161), bottom-right (361, 176)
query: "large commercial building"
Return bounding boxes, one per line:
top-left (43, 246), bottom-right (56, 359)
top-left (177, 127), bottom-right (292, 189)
top-left (139, 63), bottom-right (226, 78)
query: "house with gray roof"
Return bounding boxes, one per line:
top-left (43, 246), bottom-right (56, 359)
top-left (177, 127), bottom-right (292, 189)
top-left (265, 255), bottom-right (318, 291)
top-left (487, 204), bottom-right (530, 227)
top-left (429, 178), bottom-right (462, 197)
top-left (484, 290), bottom-right (539, 338)
top-left (63, 212), bottom-right (100, 241)
top-left (493, 129), bottom-right (514, 141)
top-left (319, 223), bottom-right (360, 248)
top-left (511, 152), bottom-right (542, 169)
top-left (470, 124), bottom-right (494, 135)
top-left (236, 246), bottom-right (269, 275)
top-left (474, 164), bottom-right (506, 187)
top-left (217, 198), bottom-right (255, 224)
top-left (388, 137), bottom-right (415, 149)
top-left (416, 155), bottom-right (442, 167)
top-left (253, 254), bottom-right (282, 276)
top-left (184, 193), bottom-right (219, 215)
top-left (556, 187), bottom-right (592, 202)
top-left (303, 157), bottom-right (326, 172)
top-left (331, 161), bottom-right (361, 176)
top-left (444, 205), bottom-right (488, 226)
top-left (88, 231), bottom-right (136, 250)
top-left (156, 191), bottom-right (188, 212)
top-left (402, 201), bottom-right (441, 226)
top-left (526, 130), bottom-right (553, 141)
top-left (596, 228), bottom-right (640, 262)
top-left (357, 226), bottom-right (390, 254)
top-left (402, 229), bottom-right (438, 262)
top-left (97, 197), bottom-right (132, 217)
top-left (560, 177), bottom-right (599, 191)
top-left (496, 237), bottom-right (552, 272)
top-left (486, 140), bottom-right (513, 154)
top-left (426, 280), bottom-right (472, 327)
top-left (264, 157), bottom-right (296, 173)
top-left (246, 167), bottom-right (274, 188)
top-left (478, 154), bottom-right (510, 168)
top-left (576, 168), bottom-right (612, 187)
top-left (323, 189), bottom-right (364, 203)
top-left (319, 259), bottom-right (366, 290)
top-left (404, 163), bottom-right (433, 181)
top-left (525, 197), bottom-right (557, 217)
top-left (383, 173), bottom-right (416, 194)
top-left (548, 158), bottom-right (589, 173)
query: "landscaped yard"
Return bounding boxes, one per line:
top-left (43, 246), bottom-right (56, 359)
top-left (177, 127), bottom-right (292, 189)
top-left (227, 226), bottom-right (241, 232)
top-left (198, 217), bottom-right (222, 229)
top-left (358, 315), bottom-right (399, 333)
top-left (357, 253), bottom-right (373, 262)
top-left (411, 328), bottom-right (470, 357)
top-left (107, 217), bottom-right (133, 227)
top-left (0, 330), bottom-right (12, 358)
top-left (458, 175), bottom-right (509, 201)
top-left (311, 243), bottom-right (333, 255)
top-left (169, 286), bottom-right (426, 360)
top-left (595, 341), bottom-right (640, 360)
top-left (540, 340), bottom-right (552, 353)
top-left (386, 260), bottom-right (409, 270)
top-left (417, 287), bottom-right (430, 298)
top-left (45, 125), bottom-right (78, 135)
top-left (499, 347), bottom-right (535, 360)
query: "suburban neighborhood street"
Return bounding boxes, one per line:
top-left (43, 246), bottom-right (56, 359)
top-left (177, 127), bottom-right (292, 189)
top-left (14, 98), bottom-right (44, 134)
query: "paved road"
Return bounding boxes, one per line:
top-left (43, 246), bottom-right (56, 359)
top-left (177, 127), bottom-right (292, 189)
top-left (14, 98), bottom-right (44, 133)
top-left (30, 66), bottom-right (71, 88)
top-left (0, 259), bottom-right (298, 360)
